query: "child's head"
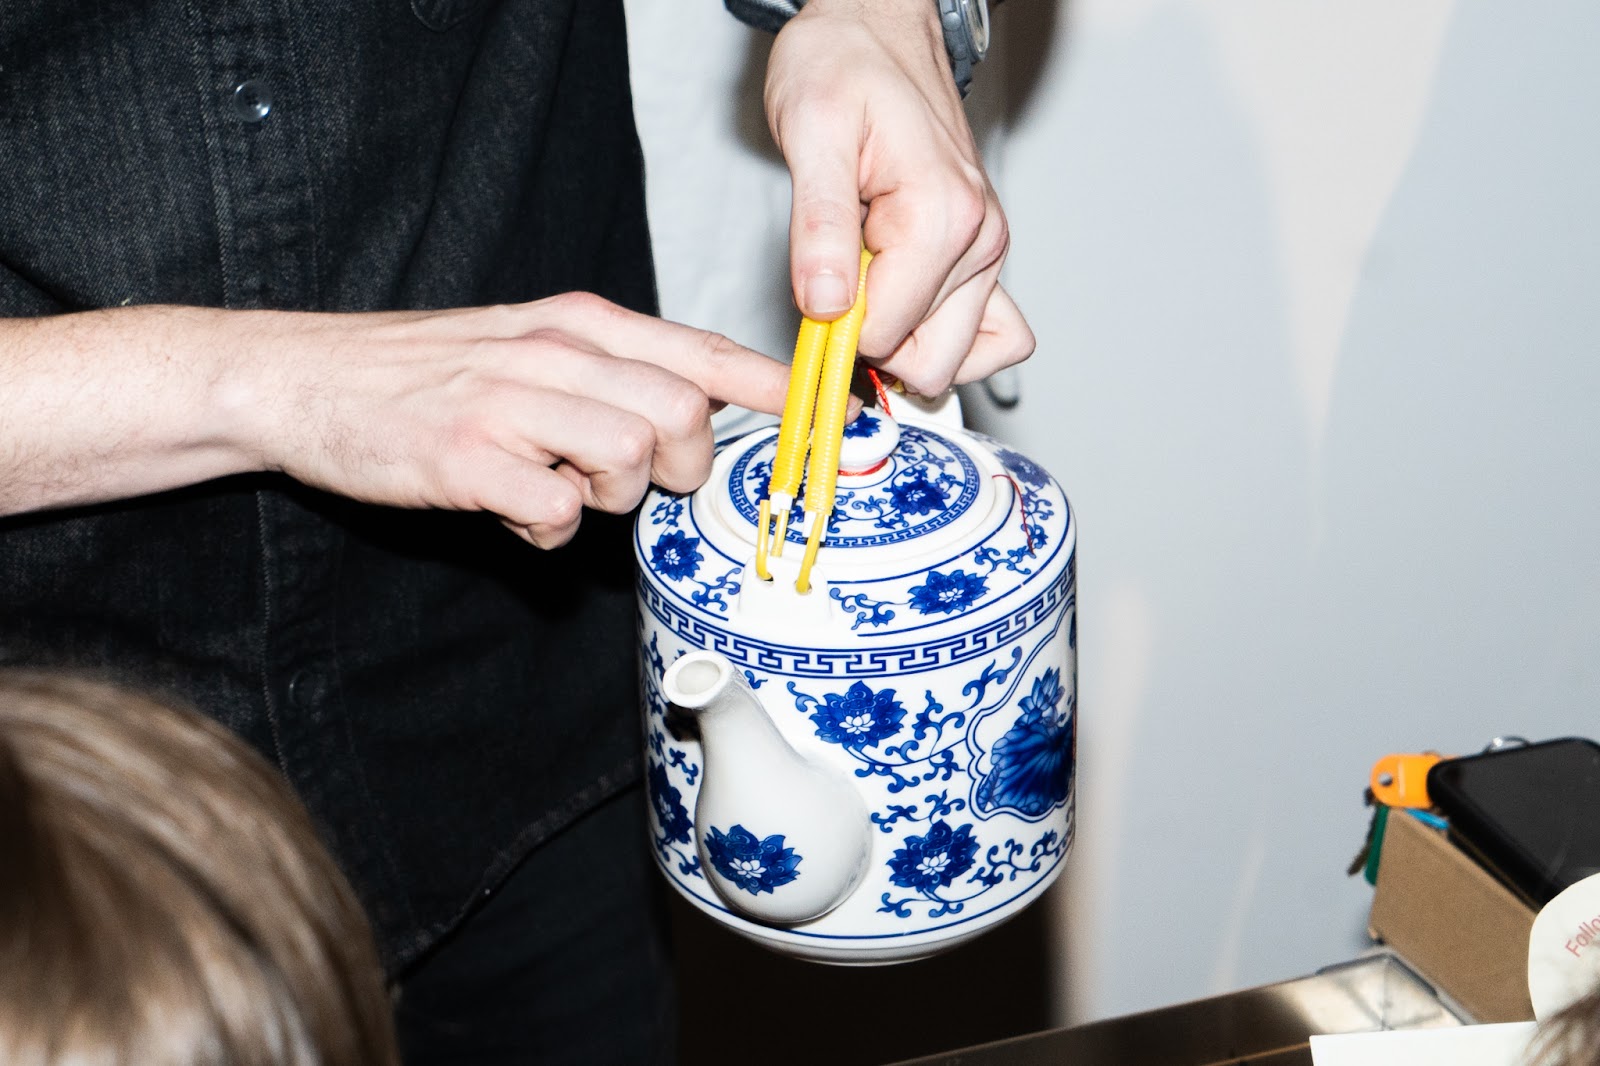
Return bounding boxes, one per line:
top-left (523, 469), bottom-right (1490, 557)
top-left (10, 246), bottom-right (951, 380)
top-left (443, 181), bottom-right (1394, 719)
top-left (0, 671), bottom-right (398, 1065)
top-left (1530, 987), bottom-right (1600, 1066)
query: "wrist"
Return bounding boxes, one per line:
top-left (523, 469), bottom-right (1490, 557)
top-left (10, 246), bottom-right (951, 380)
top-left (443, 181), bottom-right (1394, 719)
top-left (198, 308), bottom-right (288, 475)
top-left (797, 0), bottom-right (940, 31)
top-left (0, 305), bottom-right (275, 515)
top-left (116, 305), bottom-right (280, 484)
top-left (779, 0), bottom-right (979, 97)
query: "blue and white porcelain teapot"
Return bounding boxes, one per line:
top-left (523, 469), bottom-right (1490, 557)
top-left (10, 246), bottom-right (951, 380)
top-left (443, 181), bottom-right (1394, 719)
top-left (634, 395), bottom-right (1076, 964)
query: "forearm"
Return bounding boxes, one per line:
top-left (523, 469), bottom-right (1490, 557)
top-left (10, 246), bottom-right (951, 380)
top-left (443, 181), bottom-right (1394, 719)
top-left (0, 306), bottom-right (269, 517)
top-left (0, 297), bottom-right (794, 546)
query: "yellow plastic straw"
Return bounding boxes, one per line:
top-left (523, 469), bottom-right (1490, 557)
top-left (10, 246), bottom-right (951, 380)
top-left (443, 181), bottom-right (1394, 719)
top-left (752, 247), bottom-right (872, 592)
top-left (795, 248), bottom-right (872, 594)
top-left (754, 498), bottom-right (775, 580)
top-left (756, 316), bottom-right (831, 578)
top-left (772, 318), bottom-right (831, 497)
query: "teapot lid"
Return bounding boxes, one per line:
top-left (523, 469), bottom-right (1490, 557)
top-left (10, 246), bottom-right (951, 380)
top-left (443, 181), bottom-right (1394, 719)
top-left (717, 408), bottom-right (995, 559)
top-left (638, 405), bottom-right (1071, 639)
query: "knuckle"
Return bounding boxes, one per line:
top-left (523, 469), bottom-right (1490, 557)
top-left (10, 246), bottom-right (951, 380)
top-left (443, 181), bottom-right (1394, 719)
top-left (611, 418), bottom-right (657, 471)
top-left (694, 330), bottom-right (742, 372)
top-left (796, 194), bottom-right (858, 234)
top-left (884, 356), bottom-right (943, 398)
top-left (1011, 321), bottom-right (1038, 364)
top-left (975, 210), bottom-right (1010, 268)
top-left (655, 444), bottom-right (715, 495)
top-left (530, 522), bottom-right (578, 550)
top-left (548, 290), bottom-right (619, 324)
top-left (947, 185), bottom-right (988, 250)
top-left (539, 486), bottom-right (584, 531)
top-left (657, 378), bottom-right (712, 440)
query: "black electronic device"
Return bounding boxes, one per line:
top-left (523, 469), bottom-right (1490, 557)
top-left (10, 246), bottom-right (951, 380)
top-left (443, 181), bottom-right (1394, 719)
top-left (1426, 736), bottom-right (1600, 907)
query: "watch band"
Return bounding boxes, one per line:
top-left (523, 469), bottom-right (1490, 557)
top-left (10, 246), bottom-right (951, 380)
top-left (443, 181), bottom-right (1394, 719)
top-left (935, 0), bottom-right (980, 98)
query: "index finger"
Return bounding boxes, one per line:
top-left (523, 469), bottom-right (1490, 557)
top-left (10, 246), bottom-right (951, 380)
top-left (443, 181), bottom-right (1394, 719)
top-left (563, 299), bottom-right (792, 417)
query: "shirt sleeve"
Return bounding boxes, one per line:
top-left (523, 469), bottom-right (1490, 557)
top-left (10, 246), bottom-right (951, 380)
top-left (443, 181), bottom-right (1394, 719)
top-left (723, 0), bottom-right (803, 33)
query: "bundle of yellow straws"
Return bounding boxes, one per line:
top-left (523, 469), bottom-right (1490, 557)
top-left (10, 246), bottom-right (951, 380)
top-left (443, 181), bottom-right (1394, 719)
top-left (755, 247), bottom-right (873, 594)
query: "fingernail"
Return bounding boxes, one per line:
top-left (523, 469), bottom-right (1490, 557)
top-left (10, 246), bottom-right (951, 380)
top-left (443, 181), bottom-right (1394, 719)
top-left (804, 273), bottom-right (852, 316)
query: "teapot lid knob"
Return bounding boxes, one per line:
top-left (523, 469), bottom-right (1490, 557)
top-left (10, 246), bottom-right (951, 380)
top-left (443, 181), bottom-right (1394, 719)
top-left (836, 408), bottom-right (901, 479)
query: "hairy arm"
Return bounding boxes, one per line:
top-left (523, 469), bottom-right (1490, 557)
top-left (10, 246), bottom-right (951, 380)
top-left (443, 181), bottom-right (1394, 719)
top-left (0, 306), bottom-right (264, 515)
top-left (0, 298), bottom-right (791, 545)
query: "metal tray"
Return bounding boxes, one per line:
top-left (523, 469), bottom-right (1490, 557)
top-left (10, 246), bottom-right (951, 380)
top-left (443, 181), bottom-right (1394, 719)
top-left (888, 951), bottom-right (1464, 1066)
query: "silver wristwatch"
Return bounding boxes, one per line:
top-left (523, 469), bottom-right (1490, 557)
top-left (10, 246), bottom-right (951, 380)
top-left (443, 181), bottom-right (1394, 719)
top-left (935, 0), bottom-right (990, 98)
top-left (724, 0), bottom-right (991, 97)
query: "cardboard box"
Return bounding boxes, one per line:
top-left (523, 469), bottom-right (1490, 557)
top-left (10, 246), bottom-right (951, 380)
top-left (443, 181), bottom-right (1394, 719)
top-left (1368, 807), bottom-right (1537, 1023)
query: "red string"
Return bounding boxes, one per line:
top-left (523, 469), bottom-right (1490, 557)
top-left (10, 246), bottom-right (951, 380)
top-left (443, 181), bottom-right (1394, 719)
top-left (992, 474), bottom-right (1035, 555)
top-left (838, 457), bottom-right (891, 477)
top-left (867, 368), bottom-right (893, 417)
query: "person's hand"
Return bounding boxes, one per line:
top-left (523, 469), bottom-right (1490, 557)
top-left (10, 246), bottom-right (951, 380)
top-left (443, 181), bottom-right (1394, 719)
top-left (0, 298), bottom-right (790, 547)
top-left (765, 0), bottom-right (1035, 396)
top-left (250, 295), bottom-right (791, 547)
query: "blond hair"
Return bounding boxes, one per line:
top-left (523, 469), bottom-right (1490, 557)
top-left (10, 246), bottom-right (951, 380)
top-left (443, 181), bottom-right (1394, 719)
top-left (0, 671), bottom-right (398, 1065)
top-left (1528, 986), bottom-right (1600, 1066)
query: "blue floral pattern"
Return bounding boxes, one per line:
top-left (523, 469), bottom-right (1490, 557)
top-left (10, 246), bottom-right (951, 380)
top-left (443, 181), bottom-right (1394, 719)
top-left (642, 621), bottom-right (1078, 928)
top-left (648, 760), bottom-right (694, 845)
top-left (975, 669), bottom-right (1074, 817)
top-left (648, 424), bottom-right (1069, 642)
top-left (887, 820), bottom-right (979, 892)
top-left (842, 409), bottom-right (883, 438)
top-left (1021, 669), bottom-right (1065, 720)
top-left (879, 822), bottom-right (1071, 920)
top-left (637, 426), bottom-right (1077, 945)
top-left (809, 681), bottom-right (907, 749)
top-left (887, 473), bottom-right (948, 516)
top-left (995, 447), bottom-right (1049, 488)
top-left (728, 425), bottom-right (980, 549)
top-left (650, 530), bottom-right (702, 581)
top-left (908, 569), bottom-right (988, 616)
top-left (705, 824), bottom-right (802, 895)
top-left (826, 543), bottom-right (1039, 631)
top-left (641, 662), bottom-right (705, 879)
top-left (788, 681), bottom-right (968, 794)
top-left (645, 525), bottom-right (742, 613)
top-left (988, 441), bottom-right (1057, 555)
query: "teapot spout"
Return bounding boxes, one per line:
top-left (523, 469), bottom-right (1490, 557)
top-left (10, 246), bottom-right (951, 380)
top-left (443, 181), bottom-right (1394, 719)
top-left (662, 652), bottom-right (871, 925)
top-left (661, 651), bottom-right (765, 733)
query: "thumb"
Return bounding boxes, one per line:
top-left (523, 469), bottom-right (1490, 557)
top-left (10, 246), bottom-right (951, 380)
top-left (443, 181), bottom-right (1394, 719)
top-left (782, 113), bottom-right (864, 322)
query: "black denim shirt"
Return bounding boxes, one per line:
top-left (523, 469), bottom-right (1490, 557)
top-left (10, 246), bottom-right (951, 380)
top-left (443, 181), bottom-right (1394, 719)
top-left (0, 0), bottom-right (654, 972)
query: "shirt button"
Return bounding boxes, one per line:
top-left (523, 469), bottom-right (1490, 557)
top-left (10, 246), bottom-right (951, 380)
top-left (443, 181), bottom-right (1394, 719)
top-left (232, 79), bottom-right (273, 123)
top-left (287, 670), bottom-right (323, 709)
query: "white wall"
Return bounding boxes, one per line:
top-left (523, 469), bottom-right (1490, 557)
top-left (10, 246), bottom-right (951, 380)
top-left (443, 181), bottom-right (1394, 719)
top-left (627, 0), bottom-right (1600, 1028)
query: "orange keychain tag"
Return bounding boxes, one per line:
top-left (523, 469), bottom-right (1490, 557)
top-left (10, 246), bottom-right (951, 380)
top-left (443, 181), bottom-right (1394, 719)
top-left (1369, 752), bottom-right (1446, 808)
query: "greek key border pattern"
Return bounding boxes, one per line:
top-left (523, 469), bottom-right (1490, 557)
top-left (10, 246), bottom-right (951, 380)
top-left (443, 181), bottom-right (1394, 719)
top-left (638, 557), bottom-right (1075, 679)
